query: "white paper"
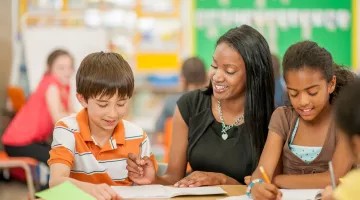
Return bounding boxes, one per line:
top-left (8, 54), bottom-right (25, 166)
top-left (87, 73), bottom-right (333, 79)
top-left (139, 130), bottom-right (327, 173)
top-left (218, 189), bottom-right (323, 200)
top-left (218, 196), bottom-right (248, 200)
top-left (336, 10), bottom-right (351, 30)
top-left (311, 10), bottom-right (323, 28)
top-left (281, 189), bottom-right (323, 200)
top-left (112, 185), bottom-right (227, 199)
top-left (286, 10), bottom-right (299, 27)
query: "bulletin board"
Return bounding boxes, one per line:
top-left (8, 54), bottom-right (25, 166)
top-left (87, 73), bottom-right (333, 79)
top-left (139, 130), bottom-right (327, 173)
top-left (194, 0), bottom-right (355, 69)
top-left (134, 0), bottom-right (183, 73)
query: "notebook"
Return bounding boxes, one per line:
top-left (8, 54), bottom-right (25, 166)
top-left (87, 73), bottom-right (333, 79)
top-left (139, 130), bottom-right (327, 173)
top-left (111, 185), bottom-right (227, 198)
top-left (218, 189), bottom-right (323, 200)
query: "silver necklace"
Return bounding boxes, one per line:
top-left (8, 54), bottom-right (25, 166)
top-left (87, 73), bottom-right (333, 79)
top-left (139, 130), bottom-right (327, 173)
top-left (217, 100), bottom-right (244, 140)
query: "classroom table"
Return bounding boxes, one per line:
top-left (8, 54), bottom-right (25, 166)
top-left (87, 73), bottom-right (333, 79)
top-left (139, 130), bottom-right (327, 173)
top-left (128, 185), bottom-right (247, 200)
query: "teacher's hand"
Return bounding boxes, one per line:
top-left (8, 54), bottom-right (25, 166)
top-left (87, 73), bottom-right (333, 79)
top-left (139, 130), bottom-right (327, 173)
top-left (174, 171), bottom-right (226, 187)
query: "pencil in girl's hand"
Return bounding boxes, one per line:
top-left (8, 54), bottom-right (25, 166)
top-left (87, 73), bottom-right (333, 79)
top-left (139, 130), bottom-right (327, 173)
top-left (328, 161), bottom-right (337, 189)
top-left (259, 166), bottom-right (271, 183)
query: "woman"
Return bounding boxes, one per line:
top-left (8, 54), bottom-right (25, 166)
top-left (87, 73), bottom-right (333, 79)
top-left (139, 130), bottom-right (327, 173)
top-left (2, 49), bottom-right (75, 164)
top-left (126, 25), bottom-right (275, 186)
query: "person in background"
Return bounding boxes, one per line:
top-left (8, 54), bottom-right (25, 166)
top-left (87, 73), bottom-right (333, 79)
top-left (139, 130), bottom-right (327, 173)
top-left (2, 49), bottom-right (74, 164)
top-left (249, 41), bottom-right (356, 200)
top-left (321, 79), bottom-right (360, 200)
top-left (126, 25), bottom-right (275, 187)
top-left (272, 54), bottom-right (286, 107)
top-left (155, 57), bottom-right (207, 135)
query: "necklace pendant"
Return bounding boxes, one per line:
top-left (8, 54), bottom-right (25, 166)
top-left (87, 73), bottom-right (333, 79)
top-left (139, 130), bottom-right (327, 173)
top-left (221, 133), bottom-right (228, 140)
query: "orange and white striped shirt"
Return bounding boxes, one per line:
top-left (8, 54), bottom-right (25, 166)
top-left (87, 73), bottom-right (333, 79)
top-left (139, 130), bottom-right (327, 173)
top-left (48, 109), bottom-right (157, 186)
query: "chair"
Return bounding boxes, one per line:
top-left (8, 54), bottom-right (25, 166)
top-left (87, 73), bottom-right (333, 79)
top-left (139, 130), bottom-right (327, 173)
top-left (163, 117), bottom-right (173, 163)
top-left (0, 151), bottom-right (38, 200)
top-left (7, 86), bottom-right (26, 113)
top-left (157, 163), bottom-right (168, 176)
top-left (163, 117), bottom-right (192, 172)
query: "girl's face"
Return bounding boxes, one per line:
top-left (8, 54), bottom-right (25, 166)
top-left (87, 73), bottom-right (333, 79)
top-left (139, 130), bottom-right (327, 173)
top-left (285, 67), bottom-right (336, 122)
top-left (49, 55), bottom-right (74, 85)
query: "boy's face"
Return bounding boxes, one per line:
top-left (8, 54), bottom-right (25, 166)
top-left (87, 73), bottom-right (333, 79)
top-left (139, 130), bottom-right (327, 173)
top-left (77, 92), bottom-right (129, 131)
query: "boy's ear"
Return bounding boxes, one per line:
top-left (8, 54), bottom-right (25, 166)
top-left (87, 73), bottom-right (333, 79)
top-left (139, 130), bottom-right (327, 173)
top-left (76, 93), bottom-right (88, 108)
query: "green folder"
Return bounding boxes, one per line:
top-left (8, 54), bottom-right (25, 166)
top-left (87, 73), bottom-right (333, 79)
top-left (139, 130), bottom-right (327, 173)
top-left (35, 182), bottom-right (95, 200)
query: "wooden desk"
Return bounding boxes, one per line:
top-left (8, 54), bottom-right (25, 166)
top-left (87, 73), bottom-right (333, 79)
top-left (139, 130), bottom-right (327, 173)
top-left (129, 185), bottom-right (246, 200)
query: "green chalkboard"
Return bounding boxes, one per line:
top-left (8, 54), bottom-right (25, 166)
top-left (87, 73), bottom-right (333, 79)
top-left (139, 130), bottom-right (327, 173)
top-left (194, 0), bottom-right (353, 69)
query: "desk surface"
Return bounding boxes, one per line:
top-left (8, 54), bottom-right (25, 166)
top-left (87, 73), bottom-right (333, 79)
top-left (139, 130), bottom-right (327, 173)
top-left (129, 185), bottom-right (246, 200)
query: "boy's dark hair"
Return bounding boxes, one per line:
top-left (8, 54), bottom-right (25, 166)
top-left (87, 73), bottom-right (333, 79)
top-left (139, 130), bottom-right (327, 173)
top-left (335, 78), bottom-right (360, 138)
top-left (76, 52), bottom-right (134, 101)
top-left (46, 49), bottom-right (73, 73)
top-left (204, 25), bottom-right (275, 170)
top-left (181, 57), bottom-right (207, 85)
top-left (282, 40), bottom-right (356, 103)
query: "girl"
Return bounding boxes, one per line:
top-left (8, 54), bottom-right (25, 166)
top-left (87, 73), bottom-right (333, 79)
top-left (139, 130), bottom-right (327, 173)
top-left (2, 49), bottom-right (74, 164)
top-left (249, 41), bottom-right (356, 200)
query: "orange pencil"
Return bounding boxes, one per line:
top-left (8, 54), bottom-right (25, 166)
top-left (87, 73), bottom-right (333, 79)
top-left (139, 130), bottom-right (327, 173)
top-left (259, 166), bottom-right (271, 183)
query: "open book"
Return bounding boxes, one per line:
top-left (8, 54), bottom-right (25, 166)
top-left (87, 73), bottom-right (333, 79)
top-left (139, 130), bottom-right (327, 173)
top-left (219, 189), bottom-right (323, 200)
top-left (111, 185), bottom-right (227, 198)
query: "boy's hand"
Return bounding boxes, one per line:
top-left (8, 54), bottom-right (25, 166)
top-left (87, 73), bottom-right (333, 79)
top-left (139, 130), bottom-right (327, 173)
top-left (251, 182), bottom-right (282, 200)
top-left (80, 183), bottom-right (122, 200)
top-left (126, 153), bottom-right (156, 185)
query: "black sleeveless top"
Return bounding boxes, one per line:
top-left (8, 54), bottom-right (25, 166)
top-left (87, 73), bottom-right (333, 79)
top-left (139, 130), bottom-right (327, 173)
top-left (177, 89), bottom-right (255, 184)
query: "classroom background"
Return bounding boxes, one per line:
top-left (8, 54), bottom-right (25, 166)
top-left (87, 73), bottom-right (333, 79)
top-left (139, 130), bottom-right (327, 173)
top-left (0, 0), bottom-right (359, 199)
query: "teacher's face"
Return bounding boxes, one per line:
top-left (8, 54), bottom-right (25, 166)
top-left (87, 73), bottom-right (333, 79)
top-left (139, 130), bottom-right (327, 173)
top-left (209, 42), bottom-right (246, 101)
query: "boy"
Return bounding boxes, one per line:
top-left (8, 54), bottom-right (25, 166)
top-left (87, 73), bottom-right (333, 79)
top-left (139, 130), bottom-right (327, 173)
top-left (48, 52), bottom-right (157, 200)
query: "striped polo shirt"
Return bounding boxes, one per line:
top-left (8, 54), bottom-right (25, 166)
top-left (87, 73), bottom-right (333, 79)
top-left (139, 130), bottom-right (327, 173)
top-left (48, 109), bottom-right (157, 186)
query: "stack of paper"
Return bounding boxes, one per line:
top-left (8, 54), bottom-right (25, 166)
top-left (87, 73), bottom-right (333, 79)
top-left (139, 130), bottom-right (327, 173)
top-left (111, 185), bottom-right (227, 198)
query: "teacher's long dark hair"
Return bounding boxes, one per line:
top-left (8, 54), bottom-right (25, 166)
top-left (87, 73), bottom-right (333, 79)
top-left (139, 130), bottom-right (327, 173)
top-left (204, 25), bottom-right (275, 169)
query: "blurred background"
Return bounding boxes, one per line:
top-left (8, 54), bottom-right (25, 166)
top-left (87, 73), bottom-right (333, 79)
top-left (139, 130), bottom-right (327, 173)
top-left (0, 0), bottom-right (359, 199)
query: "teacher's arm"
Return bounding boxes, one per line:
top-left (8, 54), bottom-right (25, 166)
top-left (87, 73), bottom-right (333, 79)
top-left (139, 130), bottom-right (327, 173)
top-left (153, 106), bottom-right (190, 185)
